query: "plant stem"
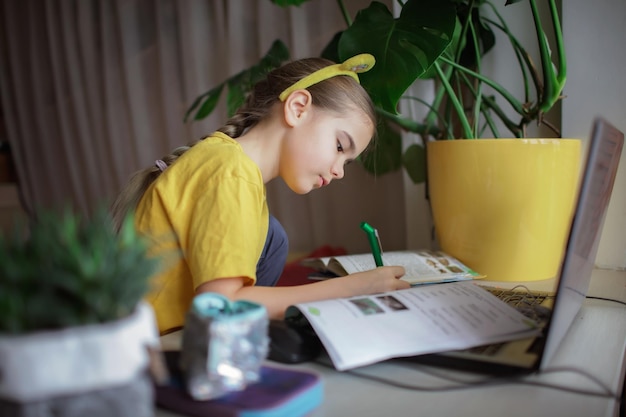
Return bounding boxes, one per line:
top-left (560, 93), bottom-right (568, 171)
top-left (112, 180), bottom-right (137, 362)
top-left (439, 55), bottom-right (525, 116)
top-left (484, 2), bottom-right (535, 106)
top-left (377, 107), bottom-right (440, 137)
top-left (336, 0), bottom-right (352, 26)
top-left (481, 95), bottom-right (523, 137)
top-left (529, 0), bottom-right (566, 114)
top-left (401, 95), bottom-right (451, 136)
top-left (433, 62), bottom-right (474, 138)
top-left (424, 57), bottom-right (454, 135)
top-left (547, 0), bottom-right (566, 106)
top-left (528, 0), bottom-right (554, 112)
top-left (468, 17), bottom-right (483, 138)
top-left (550, 0), bottom-right (566, 90)
top-left (456, 69), bottom-right (521, 137)
top-left (455, 0), bottom-right (476, 63)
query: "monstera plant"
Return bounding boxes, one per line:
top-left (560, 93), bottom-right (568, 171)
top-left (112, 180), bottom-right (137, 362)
top-left (185, 0), bottom-right (566, 183)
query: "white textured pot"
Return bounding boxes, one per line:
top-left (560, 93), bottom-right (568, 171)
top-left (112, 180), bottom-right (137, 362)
top-left (0, 302), bottom-right (159, 417)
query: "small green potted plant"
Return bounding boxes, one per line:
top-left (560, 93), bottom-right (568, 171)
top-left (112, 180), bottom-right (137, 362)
top-left (0, 207), bottom-right (163, 417)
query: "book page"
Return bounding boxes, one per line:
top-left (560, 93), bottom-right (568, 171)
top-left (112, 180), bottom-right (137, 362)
top-left (330, 251), bottom-right (482, 284)
top-left (287, 282), bottom-right (539, 371)
top-left (300, 256), bottom-right (333, 271)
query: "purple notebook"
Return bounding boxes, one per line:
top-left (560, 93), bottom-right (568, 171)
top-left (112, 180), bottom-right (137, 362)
top-left (155, 351), bottom-right (323, 417)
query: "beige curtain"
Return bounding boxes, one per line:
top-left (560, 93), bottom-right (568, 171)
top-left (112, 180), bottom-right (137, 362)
top-left (0, 0), bottom-right (410, 255)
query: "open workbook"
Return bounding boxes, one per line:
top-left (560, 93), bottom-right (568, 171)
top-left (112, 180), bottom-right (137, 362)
top-left (301, 250), bottom-right (484, 285)
top-left (285, 281), bottom-right (541, 371)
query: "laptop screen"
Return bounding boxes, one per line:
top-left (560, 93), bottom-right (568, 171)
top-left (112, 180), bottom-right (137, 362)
top-left (540, 117), bottom-right (624, 368)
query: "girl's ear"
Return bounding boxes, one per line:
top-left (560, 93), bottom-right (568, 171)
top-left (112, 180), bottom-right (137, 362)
top-left (283, 89), bottom-right (313, 127)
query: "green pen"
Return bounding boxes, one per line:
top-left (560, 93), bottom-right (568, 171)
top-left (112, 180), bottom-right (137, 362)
top-left (360, 222), bottom-right (384, 267)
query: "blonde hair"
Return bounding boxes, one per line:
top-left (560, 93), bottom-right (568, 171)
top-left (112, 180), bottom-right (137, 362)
top-left (110, 57), bottom-right (377, 231)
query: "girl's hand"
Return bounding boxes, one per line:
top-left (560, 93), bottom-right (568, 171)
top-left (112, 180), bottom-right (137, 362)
top-left (199, 266), bottom-right (410, 321)
top-left (341, 266), bottom-right (411, 296)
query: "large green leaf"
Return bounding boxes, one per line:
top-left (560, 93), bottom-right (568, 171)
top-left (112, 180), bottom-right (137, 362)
top-left (320, 31), bottom-right (342, 63)
top-left (337, 0), bottom-right (456, 113)
top-left (456, 1), bottom-right (496, 68)
top-left (188, 84), bottom-right (223, 121)
top-left (360, 119), bottom-right (403, 176)
top-left (419, 17), bottom-right (463, 80)
top-left (402, 143), bottom-right (427, 183)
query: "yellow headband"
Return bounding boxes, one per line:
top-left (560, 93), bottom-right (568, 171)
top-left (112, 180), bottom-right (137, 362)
top-left (278, 53), bottom-right (376, 102)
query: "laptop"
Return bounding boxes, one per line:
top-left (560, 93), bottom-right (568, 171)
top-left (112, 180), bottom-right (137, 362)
top-left (409, 117), bottom-right (625, 374)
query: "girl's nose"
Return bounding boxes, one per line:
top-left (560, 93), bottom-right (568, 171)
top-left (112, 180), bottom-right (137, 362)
top-left (331, 163), bottom-right (345, 179)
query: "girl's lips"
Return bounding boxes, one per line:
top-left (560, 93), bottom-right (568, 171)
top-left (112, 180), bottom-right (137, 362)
top-left (320, 176), bottom-right (329, 187)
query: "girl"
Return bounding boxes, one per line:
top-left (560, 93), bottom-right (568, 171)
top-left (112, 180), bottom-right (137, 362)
top-left (111, 54), bottom-right (410, 335)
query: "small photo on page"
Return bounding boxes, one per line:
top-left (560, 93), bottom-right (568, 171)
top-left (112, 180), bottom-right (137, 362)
top-left (376, 295), bottom-right (409, 312)
top-left (349, 298), bottom-right (384, 315)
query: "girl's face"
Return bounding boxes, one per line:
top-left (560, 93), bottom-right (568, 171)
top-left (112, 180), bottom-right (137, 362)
top-left (280, 105), bottom-right (374, 194)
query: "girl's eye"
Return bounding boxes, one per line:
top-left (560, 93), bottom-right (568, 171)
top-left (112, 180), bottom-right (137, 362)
top-left (337, 140), bottom-right (344, 152)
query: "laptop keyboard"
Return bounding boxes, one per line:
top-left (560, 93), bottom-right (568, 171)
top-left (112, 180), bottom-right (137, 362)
top-left (466, 285), bottom-right (555, 356)
top-left (480, 285), bottom-right (554, 310)
top-left (467, 342), bottom-right (507, 356)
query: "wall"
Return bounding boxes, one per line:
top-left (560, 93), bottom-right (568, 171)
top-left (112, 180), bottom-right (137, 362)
top-left (562, 0), bottom-right (626, 270)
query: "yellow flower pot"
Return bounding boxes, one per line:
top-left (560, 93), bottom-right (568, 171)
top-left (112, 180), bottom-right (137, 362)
top-left (427, 139), bottom-right (581, 281)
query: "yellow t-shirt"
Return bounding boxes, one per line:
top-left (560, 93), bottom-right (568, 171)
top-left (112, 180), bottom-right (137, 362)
top-left (135, 132), bottom-right (269, 334)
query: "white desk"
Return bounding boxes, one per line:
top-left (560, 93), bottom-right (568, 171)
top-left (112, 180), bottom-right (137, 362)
top-left (158, 269), bottom-right (626, 417)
